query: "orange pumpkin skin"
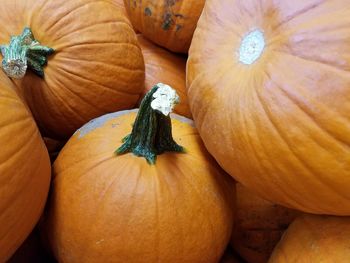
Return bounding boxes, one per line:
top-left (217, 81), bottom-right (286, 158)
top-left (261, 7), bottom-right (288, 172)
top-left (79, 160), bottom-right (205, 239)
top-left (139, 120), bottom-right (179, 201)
top-left (137, 35), bottom-right (191, 118)
top-left (0, 72), bottom-right (51, 262)
top-left (0, 0), bottom-right (145, 139)
top-left (231, 184), bottom-right (299, 263)
top-left (124, 0), bottom-right (205, 53)
top-left (269, 214), bottom-right (350, 263)
top-left (45, 110), bottom-right (234, 263)
top-left (187, 0), bottom-right (350, 215)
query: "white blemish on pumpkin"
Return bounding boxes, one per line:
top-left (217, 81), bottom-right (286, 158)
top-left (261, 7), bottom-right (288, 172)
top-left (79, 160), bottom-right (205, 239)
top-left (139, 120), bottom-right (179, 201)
top-left (238, 29), bottom-right (265, 65)
top-left (95, 239), bottom-right (105, 245)
top-left (75, 109), bottom-right (138, 138)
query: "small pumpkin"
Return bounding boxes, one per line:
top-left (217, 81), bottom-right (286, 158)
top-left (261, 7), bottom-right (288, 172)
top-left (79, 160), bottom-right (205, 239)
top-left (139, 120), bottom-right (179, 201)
top-left (231, 184), bottom-right (299, 263)
top-left (0, 0), bottom-right (145, 139)
top-left (124, 0), bottom-right (205, 53)
top-left (0, 71), bottom-right (51, 262)
top-left (187, 0), bottom-right (350, 215)
top-left (137, 34), bottom-right (191, 118)
top-left (269, 214), bottom-right (350, 262)
top-left (45, 84), bottom-right (234, 263)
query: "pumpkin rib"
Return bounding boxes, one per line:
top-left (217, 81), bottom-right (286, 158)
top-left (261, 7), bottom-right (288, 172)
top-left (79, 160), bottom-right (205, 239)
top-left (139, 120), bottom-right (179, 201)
top-left (270, 72), bottom-right (350, 149)
top-left (250, 87), bottom-right (313, 210)
top-left (253, 81), bottom-right (350, 210)
top-left (46, 1), bottom-right (100, 31)
top-left (276, 2), bottom-right (323, 28)
top-left (58, 53), bottom-right (145, 81)
top-left (52, 20), bottom-right (132, 44)
top-left (266, 54), bottom-right (350, 147)
top-left (50, 72), bottom-right (109, 114)
top-left (44, 74), bottom-right (88, 124)
top-left (55, 65), bottom-right (138, 98)
top-left (57, 40), bottom-right (141, 52)
top-left (277, 49), bottom-right (350, 77)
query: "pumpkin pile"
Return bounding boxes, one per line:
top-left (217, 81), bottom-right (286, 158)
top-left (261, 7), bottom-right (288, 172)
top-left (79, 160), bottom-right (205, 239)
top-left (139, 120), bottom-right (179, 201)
top-left (1, 0), bottom-right (349, 262)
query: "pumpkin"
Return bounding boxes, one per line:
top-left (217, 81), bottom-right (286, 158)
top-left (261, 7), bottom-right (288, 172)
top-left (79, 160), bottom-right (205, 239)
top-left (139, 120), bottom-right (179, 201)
top-left (124, 0), bottom-right (205, 53)
top-left (137, 34), bottom-right (191, 118)
top-left (45, 84), bottom-right (234, 263)
top-left (231, 184), bottom-right (299, 263)
top-left (187, 0), bottom-right (350, 215)
top-left (269, 214), bottom-right (350, 262)
top-left (0, 71), bottom-right (51, 262)
top-left (0, 0), bottom-right (145, 139)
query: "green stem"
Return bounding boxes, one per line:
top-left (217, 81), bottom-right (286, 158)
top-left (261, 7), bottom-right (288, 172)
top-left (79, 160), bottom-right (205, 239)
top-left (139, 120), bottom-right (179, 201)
top-left (1, 27), bottom-right (54, 79)
top-left (115, 84), bottom-right (185, 164)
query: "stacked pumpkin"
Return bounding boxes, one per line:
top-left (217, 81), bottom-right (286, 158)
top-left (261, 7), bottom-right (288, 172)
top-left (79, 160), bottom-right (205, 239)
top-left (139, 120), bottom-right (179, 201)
top-left (2, 0), bottom-right (350, 262)
top-left (186, 0), bottom-right (350, 262)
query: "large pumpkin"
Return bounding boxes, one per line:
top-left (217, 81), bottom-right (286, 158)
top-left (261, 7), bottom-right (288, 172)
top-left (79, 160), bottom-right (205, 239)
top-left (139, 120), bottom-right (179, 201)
top-left (187, 0), bottom-right (350, 215)
top-left (231, 184), bottom-right (299, 263)
top-left (0, 0), bottom-right (145, 139)
top-left (124, 0), bottom-right (205, 53)
top-left (0, 71), bottom-right (51, 262)
top-left (45, 84), bottom-right (234, 262)
top-left (269, 214), bottom-right (350, 262)
top-left (137, 34), bottom-right (191, 118)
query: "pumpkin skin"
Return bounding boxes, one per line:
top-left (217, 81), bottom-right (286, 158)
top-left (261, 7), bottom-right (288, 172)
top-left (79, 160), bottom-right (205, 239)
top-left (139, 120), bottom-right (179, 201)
top-left (0, 0), bottom-right (145, 139)
top-left (137, 35), bottom-right (191, 118)
top-left (187, 0), bottom-right (350, 215)
top-left (231, 184), bottom-right (299, 263)
top-left (124, 0), bottom-right (205, 53)
top-left (0, 72), bottom-right (51, 262)
top-left (45, 109), bottom-right (234, 263)
top-left (269, 214), bottom-right (350, 263)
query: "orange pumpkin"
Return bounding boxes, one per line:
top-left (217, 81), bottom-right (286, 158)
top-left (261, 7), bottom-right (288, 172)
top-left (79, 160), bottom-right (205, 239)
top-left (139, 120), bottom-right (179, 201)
top-left (45, 84), bottom-right (234, 263)
top-left (269, 214), bottom-right (350, 262)
top-left (137, 34), bottom-right (191, 118)
top-left (187, 0), bottom-right (350, 215)
top-left (124, 0), bottom-right (205, 53)
top-left (231, 184), bottom-right (299, 263)
top-left (0, 0), bottom-right (145, 139)
top-left (0, 71), bottom-right (51, 262)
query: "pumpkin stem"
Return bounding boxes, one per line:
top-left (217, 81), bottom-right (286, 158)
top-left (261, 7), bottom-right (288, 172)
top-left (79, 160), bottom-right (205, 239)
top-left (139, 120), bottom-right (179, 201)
top-left (115, 83), bottom-right (185, 164)
top-left (0, 27), bottom-right (54, 79)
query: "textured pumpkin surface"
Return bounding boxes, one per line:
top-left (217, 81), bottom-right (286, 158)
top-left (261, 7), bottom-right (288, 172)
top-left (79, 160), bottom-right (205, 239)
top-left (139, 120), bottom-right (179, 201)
top-left (269, 214), bottom-right (350, 262)
top-left (124, 0), bottom-right (205, 53)
top-left (137, 35), bottom-right (191, 118)
top-left (231, 184), bottom-right (299, 263)
top-left (0, 72), bottom-right (51, 262)
top-left (187, 0), bottom-right (350, 215)
top-left (0, 0), bottom-right (145, 139)
top-left (45, 110), bottom-right (234, 263)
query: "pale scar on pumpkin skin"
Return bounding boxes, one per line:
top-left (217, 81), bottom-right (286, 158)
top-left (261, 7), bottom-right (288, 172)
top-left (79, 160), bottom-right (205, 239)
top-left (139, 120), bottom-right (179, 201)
top-left (76, 109), bottom-right (194, 139)
top-left (238, 29), bottom-right (265, 65)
